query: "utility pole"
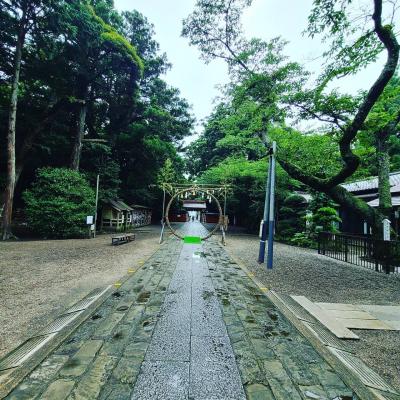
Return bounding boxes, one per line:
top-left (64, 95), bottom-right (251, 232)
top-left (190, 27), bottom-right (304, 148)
top-left (94, 174), bottom-right (100, 238)
top-left (258, 142), bottom-right (276, 269)
top-left (258, 154), bottom-right (272, 263)
top-left (221, 186), bottom-right (227, 245)
top-left (267, 142), bottom-right (276, 269)
top-left (159, 186), bottom-right (166, 243)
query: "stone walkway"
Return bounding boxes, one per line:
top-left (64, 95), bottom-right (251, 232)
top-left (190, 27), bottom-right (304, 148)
top-left (4, 222), bottom-right (352, 399)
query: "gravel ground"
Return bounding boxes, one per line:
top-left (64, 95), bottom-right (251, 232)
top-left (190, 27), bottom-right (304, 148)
top-left (226, 235), bottom-right (400, 392)
top-left (0, 225), bottom-right (162, 359)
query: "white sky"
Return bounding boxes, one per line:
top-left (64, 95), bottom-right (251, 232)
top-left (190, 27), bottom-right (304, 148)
top-left (114, 0), bottom-right (385, 134)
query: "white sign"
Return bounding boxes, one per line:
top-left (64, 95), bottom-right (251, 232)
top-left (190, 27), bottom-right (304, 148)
top-left (382, 219), bottom-right (391, 241)
top-left (259, 220), bottom-right (264, 238)
top-left (86, 215), bottom-right (94, 225)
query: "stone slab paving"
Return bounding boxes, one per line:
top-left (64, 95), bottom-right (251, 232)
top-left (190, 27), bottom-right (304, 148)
top-left (203, 238), bottom-right (354, 400)
top-left (132, 222), bottom-right (245, 400)
top-left (4, 240), bottom-right (182, 400)
top-left (3, 222), bottom-right (354, 400)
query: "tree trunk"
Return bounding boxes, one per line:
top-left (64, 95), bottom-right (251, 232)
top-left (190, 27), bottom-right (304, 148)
top-left (70, 93), bottom-right (88, 171)
top-left (376, 131), bottom-right (392, 219)
top-left (278, 158), bottom-right (384, 236)
top-left (2, 13), bottom-right (27, 240)
top-left (0, 98), bottom-right (69, 215)
top-left (14, 98), bottom-right (69, 183)
top-left (326, 184), bottom-right (383, 236)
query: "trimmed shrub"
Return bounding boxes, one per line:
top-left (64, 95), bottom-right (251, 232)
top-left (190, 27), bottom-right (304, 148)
top-left (23, 168), bottom-right (95, 238)
top-left (310, 206), bottom-right (341, 233)
top-left (277, 194), bottom-right (308, 239)
top-left (289, 232), bottom-right (316, 248)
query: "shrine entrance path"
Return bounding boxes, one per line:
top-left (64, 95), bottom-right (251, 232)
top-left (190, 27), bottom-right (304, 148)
top-left (4, 222), bottom-right (352, 399)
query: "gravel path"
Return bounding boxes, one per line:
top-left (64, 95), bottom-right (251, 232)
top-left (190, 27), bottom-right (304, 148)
top-left (0, 226), bottom-right (161, 359)
top-left (226, 235), bottom-right (400, 392)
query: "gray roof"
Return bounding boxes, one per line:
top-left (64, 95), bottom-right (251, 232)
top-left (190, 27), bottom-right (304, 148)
top-left (294, 191), bottom-right (313, 203)
top-left (342, 171), bottom-right (400, 193)
top-left (367, 196), bottom-right (400, 207)
top-left (108, 199), bottom-right (133, 212)
top-left (130, 204), bottom-right (152, 210)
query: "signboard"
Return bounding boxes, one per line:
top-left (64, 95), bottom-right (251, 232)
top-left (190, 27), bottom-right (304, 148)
top-left (259, 220), bottom-right (264, 238)
top-left (383, 219), bottom-right (391, 241)
top-left (86, 215), bottom-right (94, 225)
top-left (183, 200), bottom-right (207, 209)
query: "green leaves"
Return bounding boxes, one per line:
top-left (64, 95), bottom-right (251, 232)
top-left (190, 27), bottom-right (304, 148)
top-left (307, 0), bottom-right (351, 38)
top-left (310, 206), bottom-right (341, 233)
top-left (100, 30), bottom-right (143, 72)
top-left (23, 168), bottom-right (95, 238)
top-left (182, 0), bottom-right (253, 66)
top-left (0, 0), bottom-right (194, 232)
top-left (157, 158), bottom-right (178, 187)
top-left (307, 0), bottom-right (393, 88)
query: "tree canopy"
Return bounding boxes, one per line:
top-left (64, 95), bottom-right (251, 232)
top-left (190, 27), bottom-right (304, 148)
top-left (183, 0), bottom-right (400, 236)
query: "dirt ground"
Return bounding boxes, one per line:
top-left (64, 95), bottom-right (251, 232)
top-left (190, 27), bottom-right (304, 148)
top-left (225, 235), bottom-right (400, 392)
top-left (0, 225), bottom-right (162, 359)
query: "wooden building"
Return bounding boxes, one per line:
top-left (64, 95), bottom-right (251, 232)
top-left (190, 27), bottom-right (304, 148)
top-left (340, 171), bottom-right (400, 234)
top-left (100, 200), bottom-right (133, 231)
top-left (130, 204), bottom-right (152, 227)
top-left (100, 200), bottom-right (152, 232)
top-left (202, 212), bottom-right (220, 224)
top-left (168, 213), bottom-right (189, 222)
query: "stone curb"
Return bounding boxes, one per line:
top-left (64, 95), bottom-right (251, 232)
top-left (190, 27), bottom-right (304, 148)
top-left (0, 239), bottom-right (163, 399)
top-left (221, 242), bottom-right (400, 400)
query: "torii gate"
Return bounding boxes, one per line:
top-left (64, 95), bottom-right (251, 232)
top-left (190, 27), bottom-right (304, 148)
top-left (158, 183), bottom-right (230, 244)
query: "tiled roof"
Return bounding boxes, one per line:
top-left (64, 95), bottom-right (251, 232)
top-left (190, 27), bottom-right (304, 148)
top-left (342, 171), bottom-right (400, 193)
top-left (130, 204), bottom-right (152, 210)
top-left (390, 184), bottom-right (400, 193)
top-left (108, 199), bottom-right (133, 211)
top-left (294, 191), bottom-right (313, 203)
top-left (367, 196), bottom-right (400, 207)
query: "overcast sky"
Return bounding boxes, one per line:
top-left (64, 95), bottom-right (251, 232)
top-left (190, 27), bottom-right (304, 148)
top-left (114, 0), bottom-right (385, 133)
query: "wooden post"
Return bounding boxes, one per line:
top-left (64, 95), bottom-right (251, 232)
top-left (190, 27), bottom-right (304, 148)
top-left (94, 174), bottom-right (99, 238)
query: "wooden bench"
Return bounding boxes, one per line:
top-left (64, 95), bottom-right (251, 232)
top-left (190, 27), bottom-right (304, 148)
top-left (112, 235), bottom-right (127, 245)
top-left (111, 233), bottom-right (136, 246)
top-left (126, 233), bottom-right (136, 242)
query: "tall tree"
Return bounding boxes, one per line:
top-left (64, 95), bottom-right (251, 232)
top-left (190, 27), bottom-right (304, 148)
top-left (1, 0), bottom-right (54, 239)
top-left (60, 2), bottom-right (143, 170)
top-left (0, 3), bottom-right (194, 240)
top-left (358, 75), bottom-right (400, 218)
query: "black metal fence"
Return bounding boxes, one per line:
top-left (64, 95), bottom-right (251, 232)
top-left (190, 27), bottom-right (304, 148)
top-left (318, 232), bottom-right (400, 274)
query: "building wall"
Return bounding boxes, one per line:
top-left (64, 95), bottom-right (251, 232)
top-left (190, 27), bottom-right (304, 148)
top-left (339, 209), bottom-right (366, 234)
top-left (205, 214), bottom-right (220, 224)
top-left (340, 207), bottom-right (400, 236)
top-left (169, 213), bottom-right (188, 222)
top-left (131, 209), bottom-right (152, 226)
